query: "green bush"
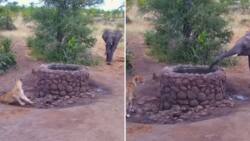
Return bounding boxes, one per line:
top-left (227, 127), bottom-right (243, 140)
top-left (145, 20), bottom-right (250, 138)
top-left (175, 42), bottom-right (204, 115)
top-left (27, 0), bottom-right (103, 66)
top-left (146, 0), bottom-right (233, 65)
top-left (0, 38), bottom-right (16, 73)
top-left (138, 0), bottom-right (149, 11)
top-left (0, 6), bottom-right (16, 30)
top-left (126, 49), bottom-right (133, 75)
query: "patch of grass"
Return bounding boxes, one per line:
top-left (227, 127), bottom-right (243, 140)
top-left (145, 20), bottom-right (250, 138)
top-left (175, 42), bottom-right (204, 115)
top-left (0, 38), bottom-right (16, 74)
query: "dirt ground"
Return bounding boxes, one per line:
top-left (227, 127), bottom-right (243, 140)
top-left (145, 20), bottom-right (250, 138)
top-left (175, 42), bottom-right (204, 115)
top-left (0, 16), bottom-right (124, 141)
top-left (127, 6), bottom-right (250, 141)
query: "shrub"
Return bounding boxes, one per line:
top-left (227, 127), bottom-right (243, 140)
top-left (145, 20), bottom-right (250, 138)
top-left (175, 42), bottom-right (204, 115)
top-left (28, 0), bottom-right (103, 65)
top-left (146, 0), bottom-right (233, 65)
top-left (0, 6), bottom-right (16, 30)
top-left (138, 0), bottom-right (149, 11)
top-left (126, 49), bottom-right (133, 75)
top-left (0, 38), bottom-right (16, 73)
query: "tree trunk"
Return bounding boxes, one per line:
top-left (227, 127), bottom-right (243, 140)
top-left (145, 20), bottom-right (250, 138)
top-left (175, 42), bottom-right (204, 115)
top-left (183, 0), bottom-right (193, 39)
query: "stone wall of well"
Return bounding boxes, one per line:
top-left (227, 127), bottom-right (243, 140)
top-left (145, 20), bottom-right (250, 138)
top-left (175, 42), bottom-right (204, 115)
top-left (160, 66), bottom-right (226, 109)
top-left (33, 64), bottom-right (90, 98)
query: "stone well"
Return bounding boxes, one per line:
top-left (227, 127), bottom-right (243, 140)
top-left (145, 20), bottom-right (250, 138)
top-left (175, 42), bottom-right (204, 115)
top-left (160, 65), bottom-right (226, 109)
top-left (33, 64), bottom-right (90, 98)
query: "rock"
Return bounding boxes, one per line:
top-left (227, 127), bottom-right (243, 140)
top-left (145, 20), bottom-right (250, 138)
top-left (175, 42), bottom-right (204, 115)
top-left (172, 105), bottom-right (181, 111)
top-left (177, 100), bottom-right (189, 105)
top-left (171, 86), bottom-right (180, 92)
top-left (207, 93), bottom-right (215, 100)
top-left (58, 84), bottom-right (64, 90)
top-left (176, 119), bottom-right (184, 122)
top-left (169, 92), bottom-right (177, 99)
top-left (50, 84), bottom-right (57, 90)
top-left (199, 110), bottom-right (209, 116)
top-left (191, 87), bottom-right (199, 94)
top-left (65, 95), bottom-right (70, 99)
top-left (194, 105), bottom-right (203, 112)
top-left (66, 86), bottom-right (73, 92)
top-left (38, 91), bottom-right (45, 97)
top-left (175, 78), bottom-right (182, 84)
top-left (197, 93), bottom-right (206, 101)
top-left (190, 100), bottom-right (199, 107)
top-left (180, 86), bottom-right (187, 91)
top-left (183, 79), bottom-right (189, 84)
top-left (164, 87), bottom-right (170, 92)
top-left (60, 91), bottom-right (67, 96)
top-left (180, 106), bottom-right (189, 113)
top-left (223, 99), bottom-right (235, 107)
top-left (205, 89), bottom-right (210, 95)
top-left (177, 92), bottom-right (187, 99)
top-left (51, 90), bottom-right (59, 95)
top-left (215, 93), bottom-right (224, 100)
top-left (67, 100), bottom-right (74, 104)
top-left (200, 100), bottom-right (209, 106)
top-left (187, 91), bottom-right (196, 99)
top-left (137, 98), bottom-right (145, 105)
top-left (163, 102), bottom-right (171, 110)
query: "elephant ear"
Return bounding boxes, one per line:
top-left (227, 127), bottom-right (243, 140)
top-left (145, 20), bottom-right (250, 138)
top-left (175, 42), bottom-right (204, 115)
top-left (102, 29), bottom-right (111, 43)
top-left (113, 30), bottom-right (123, 48)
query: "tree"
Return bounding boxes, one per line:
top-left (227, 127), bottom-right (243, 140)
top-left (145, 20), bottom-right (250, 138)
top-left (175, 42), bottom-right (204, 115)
top-left (146, 0), bottom-right (232, 65)
top-left (29, 0), bottom-right (104, 65)
top-left (0, 0), bottom-right (16, 30)
top-left (240, 0), bottom-right (250, 12)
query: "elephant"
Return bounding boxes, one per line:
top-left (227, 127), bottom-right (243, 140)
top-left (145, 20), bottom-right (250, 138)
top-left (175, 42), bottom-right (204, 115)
top-left (102, 29), bottom-right (123, 65)
top-left (209, 32), bottom-right (250, 70)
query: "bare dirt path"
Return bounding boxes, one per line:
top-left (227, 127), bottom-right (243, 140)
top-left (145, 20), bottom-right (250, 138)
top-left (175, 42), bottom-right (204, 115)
top-left (0, 16), bottom-right (42, 92)
top-left (127, 12), bottom-right (250, 141)
top-left (0, 17), bottom-right (124, 141)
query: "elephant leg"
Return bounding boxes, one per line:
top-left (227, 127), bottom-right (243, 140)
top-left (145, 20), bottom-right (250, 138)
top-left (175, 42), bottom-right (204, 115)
top-left (110, 46), bottom-right (118, 63)
top-left (110, 48), bottom-right (115, 63)
top-left (106, 49), bottom-right (112, 65)
top-left (248, 55), bottom-right (250, 70)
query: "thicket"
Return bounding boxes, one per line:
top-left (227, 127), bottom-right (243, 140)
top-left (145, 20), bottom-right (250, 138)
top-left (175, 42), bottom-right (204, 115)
top-left (0, 38), bottom-right (16, 74)
top-left (145, 0), bottom-right (233, 65)
top-left (27, 0), bottom-right (103, 65)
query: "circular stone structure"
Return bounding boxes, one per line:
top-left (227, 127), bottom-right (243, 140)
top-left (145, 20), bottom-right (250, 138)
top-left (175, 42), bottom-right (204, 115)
top-left (127, 65), bottom-right (234, 124)
top-left (160, 65), bottom-right (226, 109)
top-left (34, 64), bottom-right (90, 99)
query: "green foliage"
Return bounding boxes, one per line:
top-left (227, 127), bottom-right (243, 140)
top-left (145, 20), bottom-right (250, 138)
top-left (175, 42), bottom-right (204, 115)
top-left (0, 6), bottom-right (16, 30)
top-left (21, 7), bottom-right (39, 22)
top-left (0, 38), bottom-right (16, 74)
top-left (126, 49), bottom-right (133, 75)
top-left (28, 0), bottom-right (104, 65)
top-left (240, 0), bottom-right (250, 12)
top-left (126, 0), bottom-right (133, 10)
top-left (137, 0), bottom-right (149, 11)
top-left (146, 0), bottom-right (233, 65)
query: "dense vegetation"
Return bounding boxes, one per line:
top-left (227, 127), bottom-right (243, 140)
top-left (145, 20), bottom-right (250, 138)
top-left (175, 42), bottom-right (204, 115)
top-left (0, 0), bottom-right (16, 74)
top-left (22, 7), bottom-right (124, 23)
top-left (0, 38), bottom-right (16, 74)
top-left (27, 0), bottom-right (104, 65)
top-left (145, 0), bottom-right (234, 65)
top-left (0, 2), bottom-right (16, 30)
top-left (126, 49), bottom-right (133, 75)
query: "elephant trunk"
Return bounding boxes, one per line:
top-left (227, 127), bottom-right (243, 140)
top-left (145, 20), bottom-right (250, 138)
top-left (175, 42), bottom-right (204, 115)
top-left (209, 46), bottom-right (241, 70)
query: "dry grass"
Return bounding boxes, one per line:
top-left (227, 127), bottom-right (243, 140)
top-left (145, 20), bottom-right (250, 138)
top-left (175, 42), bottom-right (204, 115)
top-left (127, 4), bottom-right (152, 35)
